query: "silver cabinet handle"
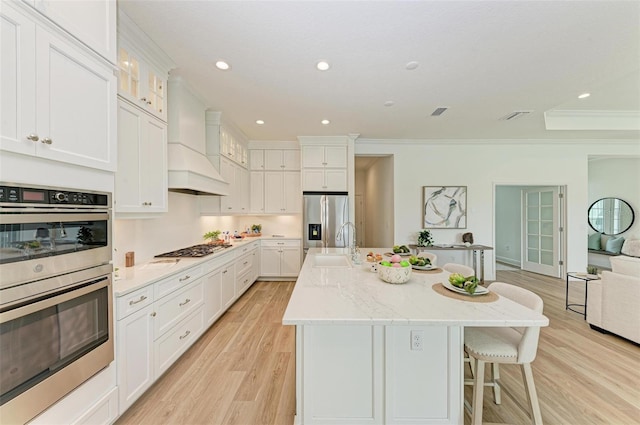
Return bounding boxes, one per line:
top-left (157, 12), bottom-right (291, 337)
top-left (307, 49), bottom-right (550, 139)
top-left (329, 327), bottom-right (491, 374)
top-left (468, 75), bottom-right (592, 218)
top-left (142, 202), bottom-right (152, 206)
top-left (141, 97), bottom-right (147, 102)
top-left (129, 295), bottom-right (147, 305)
top-left (277, 242), bottom-right (285, 245)
top-left (223, 270), bottom-right (228, 274)
top-left (150, 311), bottom-right (156, 317)
top-left (41, 137), bottom-right (52, 145)
top-left (179, 298), bottom-right (191, 307)
top-left (27, 134), bottom-right (39, 141)
top-left (179, 275), bottom-right (191, 282)
top-left (179, 330), bottom-right (191, 340)
top-left (243, 261), bottom-right (248, 266)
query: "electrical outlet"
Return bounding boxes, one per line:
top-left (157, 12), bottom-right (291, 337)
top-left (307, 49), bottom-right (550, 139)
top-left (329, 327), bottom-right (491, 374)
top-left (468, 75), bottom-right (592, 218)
top-left (410, 330), bottom-right (424, 351)
top-left (505, 245), bottom-right (511, 252)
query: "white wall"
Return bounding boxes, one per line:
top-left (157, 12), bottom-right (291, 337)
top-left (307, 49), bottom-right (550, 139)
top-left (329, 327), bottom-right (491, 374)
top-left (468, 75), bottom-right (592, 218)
top-left (495, 186), bottom-right (524, 266)
top-left (355, 139), bottom-right (640, 280)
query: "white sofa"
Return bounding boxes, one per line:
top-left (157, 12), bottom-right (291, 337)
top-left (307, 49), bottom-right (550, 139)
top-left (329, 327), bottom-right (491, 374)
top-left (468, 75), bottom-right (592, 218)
top-left (586, 255), bottom-right (640, 344)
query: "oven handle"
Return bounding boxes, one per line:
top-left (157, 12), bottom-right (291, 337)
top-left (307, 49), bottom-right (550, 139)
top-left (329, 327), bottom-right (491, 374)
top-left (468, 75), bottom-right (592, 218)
top-left (0, 211), bottom-right (109, 225)
top-left (0, 274), bottom-right (111, 322)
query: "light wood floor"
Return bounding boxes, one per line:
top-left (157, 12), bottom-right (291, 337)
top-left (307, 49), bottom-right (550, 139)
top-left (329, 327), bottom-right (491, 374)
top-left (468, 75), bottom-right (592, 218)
top-left (116, 272), bottom-right (640, 425)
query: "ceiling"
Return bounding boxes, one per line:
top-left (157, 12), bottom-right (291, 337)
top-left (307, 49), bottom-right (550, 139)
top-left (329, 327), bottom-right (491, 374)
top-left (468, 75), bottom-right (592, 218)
top-left (119, 0), bottom-right (640, 142)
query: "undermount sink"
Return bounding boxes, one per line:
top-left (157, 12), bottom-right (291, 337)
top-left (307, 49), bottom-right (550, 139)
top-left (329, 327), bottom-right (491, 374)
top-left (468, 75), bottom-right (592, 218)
top-left (313, 254), bottom-right (351, 268)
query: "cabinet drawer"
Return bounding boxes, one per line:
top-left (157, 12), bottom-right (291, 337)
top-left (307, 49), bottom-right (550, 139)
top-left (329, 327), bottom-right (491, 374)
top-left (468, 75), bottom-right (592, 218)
top-left (204, 251), bottom-right (235, 274)
top-left (261, 239), bottom-right (301, 248)
top-left (154, 279), bottom-right (204, 340)
top-left (154, 307), bottom-right (204, 377)
top-left (116, 285), bottom-right (153, 320)
top-left (235, 242), bottom-right (258, 256)
top-left (154, 265), bottom-right (203, 299)
top-left (236, 252), bottom-right (253, 277)
top-left (236, 268), bottom-right (253, 296)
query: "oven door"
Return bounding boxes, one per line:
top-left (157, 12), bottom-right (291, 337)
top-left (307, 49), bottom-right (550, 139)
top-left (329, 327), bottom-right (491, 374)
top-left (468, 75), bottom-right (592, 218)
top-left (0, 210), bottom-right (111, 289)
top-left (0, 266), bottom-right (114, 425)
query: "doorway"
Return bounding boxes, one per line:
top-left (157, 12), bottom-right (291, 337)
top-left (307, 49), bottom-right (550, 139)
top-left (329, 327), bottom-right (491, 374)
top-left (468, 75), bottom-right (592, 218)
top-left (355, 155), bottom-right (394, 248)
top-left (495, 185), bottom-right (566, 278)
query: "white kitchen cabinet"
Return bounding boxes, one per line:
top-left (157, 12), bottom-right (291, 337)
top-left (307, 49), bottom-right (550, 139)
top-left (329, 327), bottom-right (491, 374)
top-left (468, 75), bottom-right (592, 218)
top-left (264, 171), bottom-right (302, 213)
top-left (220, 262), bottom-right (236, 309)
top-left (260, 239), bottom-right (301, 278)
top-left (301, 145), bottom-right (347, 168)
top-left (203, 269), bottom-right (222, 327)
top-left (218, 156), bottom-right (249, 213)
top-left (153, 279), bottom-right (204, 339)
top-left (115, 99), bottom-right (167, 214)
top-left (302, 168), bottom-right (348, 192)
top-left (250, 149), bottom-right (264, 170)
top-left (220, 126), bottom-right (248, 167)
top-left (154, 307), bottom-right (204, 377)
top-left (250, 171), bottom-right (265, 213)
top-left (26, 0), bottom-right (117, 62)
top-left (264, 149), bottom-right (300, 171)
top-left (0, 2), bottom-right (117, 171)
top-left (116, 296), bottom-right (154, 414)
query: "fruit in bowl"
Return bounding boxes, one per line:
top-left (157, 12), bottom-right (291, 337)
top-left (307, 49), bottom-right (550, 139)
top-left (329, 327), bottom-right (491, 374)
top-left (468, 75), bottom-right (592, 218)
top-left (409, 256), bottom-right (431, 267)
top-left (378, 253), bottom-right (412, 284)
top-left (448, 273), bottom-right (480, 294)
top-left (392, 245), bottom-right (410, 254)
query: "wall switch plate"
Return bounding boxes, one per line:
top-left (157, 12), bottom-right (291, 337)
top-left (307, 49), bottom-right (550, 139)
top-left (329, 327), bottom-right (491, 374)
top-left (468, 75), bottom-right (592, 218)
top-left (410, 330), bottom-right (424, 351)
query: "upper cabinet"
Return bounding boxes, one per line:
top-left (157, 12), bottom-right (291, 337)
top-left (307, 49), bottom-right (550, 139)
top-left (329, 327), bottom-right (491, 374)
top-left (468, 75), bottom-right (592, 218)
top-left (220, 126), bottom-right (248, 167)
top-left (117, 11), bottom-right (174, 122)
top-left (265, 149), bottom-right (300, 171)
top-left (25, 0), bottom-right (117, 63)
top-left (299, 139), bottom-right (348, 192)
top-left (301, 145), bottom-right (347, 169)
top-left (1, 2), bottom-right (117, 171)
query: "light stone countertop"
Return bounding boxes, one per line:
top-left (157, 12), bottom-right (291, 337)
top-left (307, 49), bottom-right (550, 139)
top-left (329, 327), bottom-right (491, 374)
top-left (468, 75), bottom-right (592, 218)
top-left (113, 235), bottom-right (300, 296)
top-left (282, 247), bottom-right (549, 327)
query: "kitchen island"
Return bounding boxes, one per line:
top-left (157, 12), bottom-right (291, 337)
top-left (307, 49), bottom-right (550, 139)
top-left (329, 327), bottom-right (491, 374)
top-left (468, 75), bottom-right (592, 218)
top-left (282, 248), bottom-right (549, 425)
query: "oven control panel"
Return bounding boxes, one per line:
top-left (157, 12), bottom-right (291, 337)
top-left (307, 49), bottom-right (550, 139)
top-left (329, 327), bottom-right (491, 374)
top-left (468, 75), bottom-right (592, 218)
top-left (0, 184), bottom-right (109, 207)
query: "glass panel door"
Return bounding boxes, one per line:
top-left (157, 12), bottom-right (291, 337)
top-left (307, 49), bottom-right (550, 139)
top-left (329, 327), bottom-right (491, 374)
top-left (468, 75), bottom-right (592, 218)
top-left (522, 187), bottom-right (561, 277)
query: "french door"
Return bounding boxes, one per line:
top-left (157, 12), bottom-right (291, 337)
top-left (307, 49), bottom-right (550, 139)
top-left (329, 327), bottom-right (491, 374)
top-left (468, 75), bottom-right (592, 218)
top-left (522, 187), bottom-right (563, 277)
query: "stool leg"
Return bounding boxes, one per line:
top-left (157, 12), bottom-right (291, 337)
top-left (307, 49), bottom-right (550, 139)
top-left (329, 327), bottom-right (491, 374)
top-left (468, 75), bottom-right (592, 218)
top-left (492, 363), bottom-right (501, 404)
top-left (471, 358), bottom-right (486, 425)
top-left (521, 363), bottom-right (543, 425)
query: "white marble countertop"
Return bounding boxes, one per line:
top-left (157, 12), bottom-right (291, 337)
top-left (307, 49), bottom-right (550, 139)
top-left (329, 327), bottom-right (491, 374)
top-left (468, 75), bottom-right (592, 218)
top-left (282, 248), bottom-right (549, 327)
top-left (113, 235), bottom-right (300, 296)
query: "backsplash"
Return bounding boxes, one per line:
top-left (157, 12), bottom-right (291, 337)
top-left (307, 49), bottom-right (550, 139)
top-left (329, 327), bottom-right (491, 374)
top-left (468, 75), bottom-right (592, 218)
top-left (113, 192), bottom-right (301, 266)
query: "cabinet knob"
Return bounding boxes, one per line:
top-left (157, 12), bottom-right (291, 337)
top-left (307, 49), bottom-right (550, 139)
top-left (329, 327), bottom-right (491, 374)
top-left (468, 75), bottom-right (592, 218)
top-left (140, 97), bottom-right (147, 102)
top-left (26, 133), bottom-right (39, 142)
top-left (41, 137), bottom-right (53, 145)
top-left (150, 311), bottom-right (156, 317)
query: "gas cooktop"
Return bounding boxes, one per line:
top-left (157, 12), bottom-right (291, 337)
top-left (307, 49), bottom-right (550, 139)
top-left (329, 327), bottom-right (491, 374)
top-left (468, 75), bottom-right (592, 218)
top-left (155, 244), bottom-right (231, 258)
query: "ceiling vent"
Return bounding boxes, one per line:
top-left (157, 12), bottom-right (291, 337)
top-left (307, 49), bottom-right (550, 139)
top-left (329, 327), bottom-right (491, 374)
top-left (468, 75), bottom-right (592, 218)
top-left (499, 110), bottom-right (533, 120)
top-left (431, 107), bottom-right (448, 116)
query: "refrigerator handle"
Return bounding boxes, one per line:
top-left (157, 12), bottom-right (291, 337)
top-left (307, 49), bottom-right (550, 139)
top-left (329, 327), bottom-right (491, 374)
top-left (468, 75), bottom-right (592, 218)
top-left (321, 195), bottom-right (327, 248)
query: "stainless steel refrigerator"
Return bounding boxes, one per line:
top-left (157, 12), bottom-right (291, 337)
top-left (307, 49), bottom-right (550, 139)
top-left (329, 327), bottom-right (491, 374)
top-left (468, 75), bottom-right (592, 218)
top-left (303, 192), bottom-right (350, 256)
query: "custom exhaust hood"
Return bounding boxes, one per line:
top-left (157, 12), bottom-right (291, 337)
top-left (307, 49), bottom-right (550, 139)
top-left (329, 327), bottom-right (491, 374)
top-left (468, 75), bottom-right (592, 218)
top-left (167, 77), bottom-right (229, 196)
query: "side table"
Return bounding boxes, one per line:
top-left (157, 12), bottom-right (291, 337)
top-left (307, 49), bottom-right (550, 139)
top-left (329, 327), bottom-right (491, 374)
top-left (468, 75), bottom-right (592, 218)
top-left (565, 272), bottom-right (600, 319)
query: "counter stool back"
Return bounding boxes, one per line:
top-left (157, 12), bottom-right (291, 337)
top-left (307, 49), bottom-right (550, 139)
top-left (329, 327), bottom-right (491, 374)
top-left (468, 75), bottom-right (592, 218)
top-left (416, 251), bottom-right (438, 266)
top-left (464, 282), bottom-right (544, 425)
top-left (443, 262), bottom-right (474, 276)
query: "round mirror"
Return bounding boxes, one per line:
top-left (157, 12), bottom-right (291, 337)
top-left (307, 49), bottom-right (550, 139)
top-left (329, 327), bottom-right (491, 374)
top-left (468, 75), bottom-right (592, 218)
top-left (588, 197), bottom-right (635, 235)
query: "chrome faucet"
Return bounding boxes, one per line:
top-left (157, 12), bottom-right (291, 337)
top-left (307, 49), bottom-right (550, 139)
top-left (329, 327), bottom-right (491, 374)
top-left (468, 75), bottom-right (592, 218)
top-left (337, 221), bottom-right (360, 263)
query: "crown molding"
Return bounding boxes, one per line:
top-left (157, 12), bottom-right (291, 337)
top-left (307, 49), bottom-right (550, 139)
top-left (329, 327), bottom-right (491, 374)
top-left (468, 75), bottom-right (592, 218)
top-left (544, 110), bottom-right (640, 130)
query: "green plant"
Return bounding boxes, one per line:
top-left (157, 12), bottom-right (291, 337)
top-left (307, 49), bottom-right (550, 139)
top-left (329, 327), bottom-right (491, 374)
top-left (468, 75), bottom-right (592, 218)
top-left (251, 224), bottom-right (262, 233)
top-left (417, 229), bottom-right (433, 247)
top-left (203, 230), bottom-right (221, 242)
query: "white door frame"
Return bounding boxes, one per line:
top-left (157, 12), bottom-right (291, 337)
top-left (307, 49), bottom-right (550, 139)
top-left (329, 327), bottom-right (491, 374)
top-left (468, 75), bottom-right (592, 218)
top-left (493, 183), bottom-right (567, 278)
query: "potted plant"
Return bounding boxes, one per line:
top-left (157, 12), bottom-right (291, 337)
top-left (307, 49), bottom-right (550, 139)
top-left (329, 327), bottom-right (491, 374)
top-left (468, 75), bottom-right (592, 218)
top-left (417, 229), bottom-right (433, 247)
top-left (251, 224), bottom-right (262, 234)
top-left (203, 230), bottom-right (222, 244)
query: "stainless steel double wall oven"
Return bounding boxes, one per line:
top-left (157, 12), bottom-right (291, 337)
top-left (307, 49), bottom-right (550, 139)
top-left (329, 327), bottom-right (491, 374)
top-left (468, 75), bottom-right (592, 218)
top-left (0, 183), bottom-right (113, 424)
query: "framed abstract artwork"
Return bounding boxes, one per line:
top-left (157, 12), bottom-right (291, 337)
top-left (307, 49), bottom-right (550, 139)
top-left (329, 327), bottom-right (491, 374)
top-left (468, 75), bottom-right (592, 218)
top-left (423, 186), bottom-right (467, 229)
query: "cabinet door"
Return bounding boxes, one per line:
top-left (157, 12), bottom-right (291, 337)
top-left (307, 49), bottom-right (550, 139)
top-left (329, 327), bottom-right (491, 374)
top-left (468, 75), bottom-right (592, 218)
top-left (264, 171), bottom-right (284, 213)
top-left (283, 172), bottom-right (301, 213)
top-left (250, 149), bottom-right (264, 170)
top-left (250, 171), bottom-right (264, 213)
top-left (221, 263), bottom-right (235, 309)
top-left (282, 149), bottom-right (301, 170)
top-left (251, 249), bottom-right (260, 282)
top-left (0, 3), bottom-right (37, 156)
top-left (302, 145), bottom-right (325, 168)
top-left (117, 305), bottom-right (154, 414)
top-left (302, 169), bottom-right (325, 192)
top-left (140, 114), bottom-right (167, 211)
top-left (203, 269), bottom-right (222, 326)
top-left (264, 150), bottom-right (283, 170)
top-left (35, 27), bottom-right (117, 171)
top-left (260, 247), bottom-right (281, 276)
top-left (32, 0), bottom-right (117, 62)
top-left (324, 146), bottom-right (347, 168)
top-left (281, 247), bottom-right (301, 276)
top-left (237, 166), bottom-right (249, 213)
top-left (219, 157), bottom-right (236, 212)
top-left (325, 169), bottom-right (348, 191)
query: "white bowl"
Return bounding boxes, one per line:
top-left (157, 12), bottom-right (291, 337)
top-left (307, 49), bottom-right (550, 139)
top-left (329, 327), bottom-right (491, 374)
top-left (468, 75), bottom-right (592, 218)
top-left (377, 265), bottom-right (412, 284)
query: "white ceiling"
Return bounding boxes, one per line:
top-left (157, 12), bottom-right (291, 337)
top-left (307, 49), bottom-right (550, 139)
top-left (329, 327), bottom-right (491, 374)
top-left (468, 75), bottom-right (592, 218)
top-left (119, 0), bottom-right (640, 141)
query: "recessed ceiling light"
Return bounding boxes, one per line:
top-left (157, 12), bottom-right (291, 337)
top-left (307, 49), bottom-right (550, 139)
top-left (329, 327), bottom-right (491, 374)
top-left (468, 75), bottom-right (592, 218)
top-left (316, 61), bottom-right (331, 71)
top-left (256, 120), bottom-right (265, 125)
top-left (215, 61), bottom-right (230, 70)
top-left (321, 119), bottom-right (330, 125)
top-left (384, 100), bottom-right (395, 107)
top-left (578, 93), bottom-right (591, 99)
top-left (405, 61), bottom-right (419, 70)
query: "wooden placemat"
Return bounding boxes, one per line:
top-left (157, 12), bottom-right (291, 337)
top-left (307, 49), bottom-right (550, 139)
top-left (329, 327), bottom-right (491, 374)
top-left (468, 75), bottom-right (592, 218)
top-left (432, 283), bottom-right (499, 303)
top-left (412, 268), bottom-right (442, 274)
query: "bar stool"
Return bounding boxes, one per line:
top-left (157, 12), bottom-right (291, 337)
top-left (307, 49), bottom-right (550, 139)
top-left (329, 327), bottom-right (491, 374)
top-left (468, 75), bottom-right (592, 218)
top-left (442, 262), bottom-right (474, 276)
top-left (464, 282), bottom-right (544, 425)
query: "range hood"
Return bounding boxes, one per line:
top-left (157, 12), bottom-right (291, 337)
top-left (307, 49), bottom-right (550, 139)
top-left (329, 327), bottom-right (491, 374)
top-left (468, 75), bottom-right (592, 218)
top-left (167, 144), bottom-right (229, 196)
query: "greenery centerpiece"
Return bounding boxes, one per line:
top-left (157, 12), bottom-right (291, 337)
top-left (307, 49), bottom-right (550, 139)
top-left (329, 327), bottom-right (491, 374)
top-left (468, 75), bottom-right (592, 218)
top-left (203, 230), bottom-right (222, 244)
top-left (251, 224), bottom-right (262, 234)
top-left (417, 229), bottom-right (433, 247)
